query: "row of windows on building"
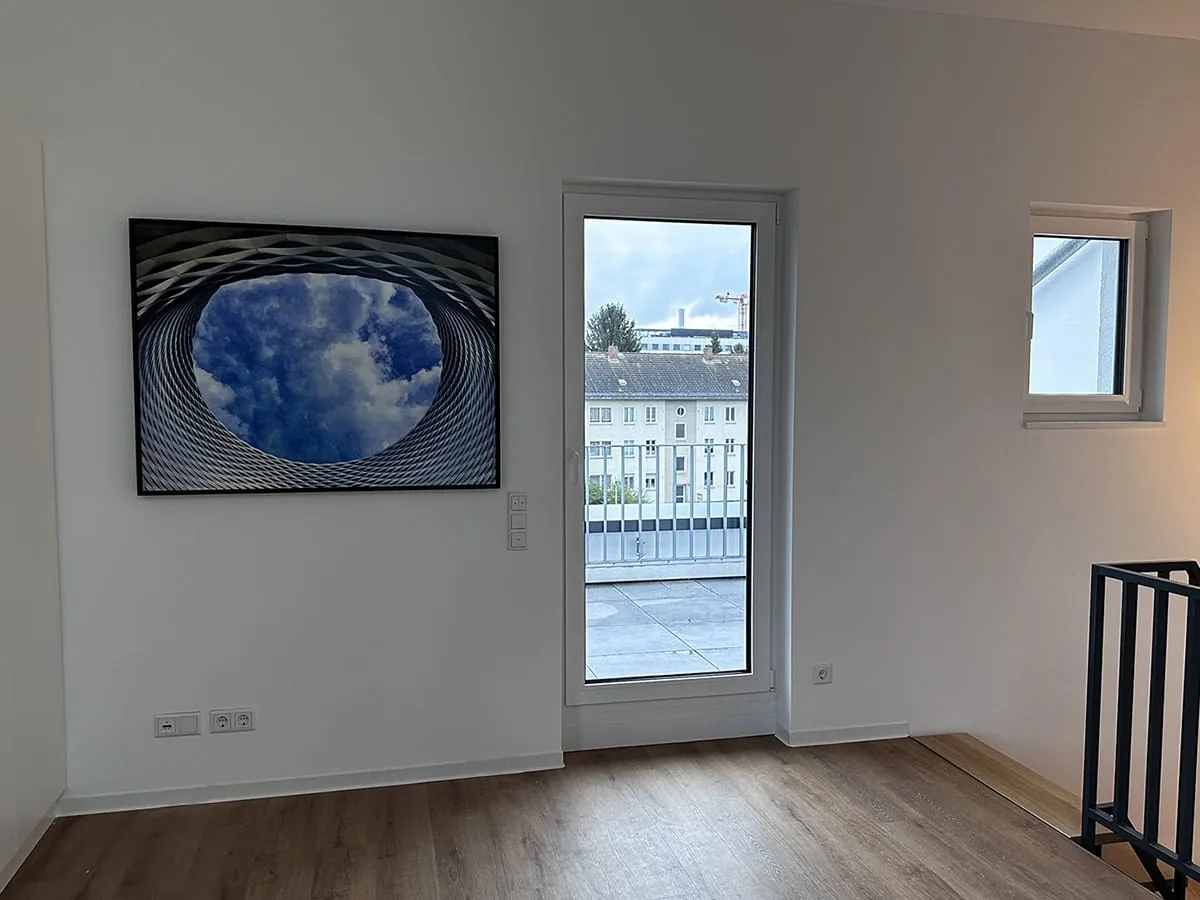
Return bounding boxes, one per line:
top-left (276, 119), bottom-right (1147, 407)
top-left (588, 437), bottom-right (743, 459)
top-left (589, 405), bottom-right (738, 425)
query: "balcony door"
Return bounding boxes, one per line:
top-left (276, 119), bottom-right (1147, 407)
top-left (563, 189), bottom-right (777, 706)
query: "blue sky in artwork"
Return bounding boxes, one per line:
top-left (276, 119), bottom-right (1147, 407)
top-left (192, 274), bottom-right (442, 463)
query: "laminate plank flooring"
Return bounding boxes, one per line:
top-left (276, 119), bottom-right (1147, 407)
top-left (2, 738), bottom-right (1151, 900)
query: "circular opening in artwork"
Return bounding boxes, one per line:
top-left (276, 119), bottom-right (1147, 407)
top-left (191, 274), bottom-right (443, 464)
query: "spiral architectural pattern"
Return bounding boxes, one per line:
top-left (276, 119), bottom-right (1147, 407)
top-left (132, 221), bottom-right (499, 494)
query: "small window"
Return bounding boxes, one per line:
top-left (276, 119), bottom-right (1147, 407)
top-left (675, 423), bottom-right (686, 440)
top-left (704, 438), bottom-right (715, 454)
top-left (623, 440), bottom-right (636, 458)
top-left (724, 406), bottom-right (736, 423)
top-left (1026, 214), bottom-right (1148, 422)
top-left (676, 406), bottom-right (686, 417)
top-left (726, 471), bottom-right (736, 486)
top-left (645, 406), bottom-right (657, 424)
top-left (703, 405), bottom-right (715, 423)
top-left (725, 438), bottom-right (736, 452)
top-left (622, 406), bottom-right (635, 424)
top-left (675, 485), bottom-right (686, 502)
top-left (672, 344), bottom-right (680, 351)
top-left (703, 471), bottom-right (714, 487)
top-left (651, 343), bottom-right (660, 350)
top-left (645, 475), bottom-right (657, 490)
top-left (600, 407), bottom-right (612, 423)
top-left (623, 475), bottom-right (635, 489)
top-left (588, 407), bottom-right (601, 424)
top-left (588, 441), bottom-right (602, 458)
top-left (675, 455), bottom-right (686, 472)
top-left (644, 439), bottom-right (657, 457)
top-left (693, 344), bottom-right (702, 351)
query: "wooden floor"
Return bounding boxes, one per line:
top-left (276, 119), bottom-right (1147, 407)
top-left (3, 738), bottom-right (1150, 900)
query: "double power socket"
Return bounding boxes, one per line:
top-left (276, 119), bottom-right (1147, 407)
top-left (154, 708), bottom-right (255, 738)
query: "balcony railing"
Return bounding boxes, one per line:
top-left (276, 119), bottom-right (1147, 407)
top-left (583, 441), bottom-right (747, 581)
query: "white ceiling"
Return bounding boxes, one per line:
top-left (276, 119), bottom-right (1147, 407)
top-left (826, 0), bottom-right (1200, 42)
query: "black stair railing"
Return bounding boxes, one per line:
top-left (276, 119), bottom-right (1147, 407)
top-left (1081, 560), bottom-right (1200, 898)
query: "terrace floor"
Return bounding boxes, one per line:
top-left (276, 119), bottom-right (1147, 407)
top-left (585, 577), bottom-right (747, 680)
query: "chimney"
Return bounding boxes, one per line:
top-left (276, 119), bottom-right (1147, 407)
top-left (607, 345), bottom-right (619, 360)
top-left (678, 308), bottom-right (685, 328)
top-left (703, 345), bottom-right (714, 361)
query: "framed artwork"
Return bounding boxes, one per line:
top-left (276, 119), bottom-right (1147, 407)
top-left (129, 219), bottom-right (500, 495)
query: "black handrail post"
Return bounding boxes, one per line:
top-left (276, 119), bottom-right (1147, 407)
top-left (1081, 566), bottom-right (1107, 853)
top-left (1113, 580), bottom-right (1139, 826)
top-left (1143, 571), bottom-right (1170, 845)
top-left (1174, 593), bottom-right (1200, 895)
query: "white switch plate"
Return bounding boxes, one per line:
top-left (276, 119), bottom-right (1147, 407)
top-left (508, 492), bottom-right (528, 512)
top-left (509, 512), bottom-right (528, 530)
top-left (509, 531), bottom-right (528, 550)
top-left (813, 663), bottom-right (833, 685)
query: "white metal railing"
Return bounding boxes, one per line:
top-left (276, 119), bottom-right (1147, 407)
top-left (584, 441), bottom-right (748, 573)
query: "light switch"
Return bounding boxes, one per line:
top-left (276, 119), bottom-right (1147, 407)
top-left (508, 492), bottom-right (528, 512)
top-left (510, 512), bottom-right (528, 530)
top-left (509, 531), bottom-right (528, 550)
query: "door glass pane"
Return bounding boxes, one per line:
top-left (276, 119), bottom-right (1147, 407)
top-left (583, 218), bottom-right (752, 681)
top-left (1030, 236), bottom-right (1126, 395)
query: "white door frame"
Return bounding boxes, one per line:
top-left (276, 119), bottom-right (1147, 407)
top-left (563, 186), bottom-right (779, 706)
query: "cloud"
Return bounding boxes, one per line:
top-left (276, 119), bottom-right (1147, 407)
top-left (583, 219), bottom-right (752, 331)
top-left (192, 365), bottom-right (246, 435)
top-left (191, 273), bottom-right (443, 463)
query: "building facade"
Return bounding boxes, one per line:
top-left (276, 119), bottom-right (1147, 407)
top-left (584, 351), bottom-right (749, 504)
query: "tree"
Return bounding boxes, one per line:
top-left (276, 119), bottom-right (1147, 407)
top-left (708, 332), bottom-right (723, 355)
top-left (586, 303), bottom-right (641, 352)
top-left (732, 342), bottom-right (746, 354)
top-left (588, 480), bottom-right (640, 505)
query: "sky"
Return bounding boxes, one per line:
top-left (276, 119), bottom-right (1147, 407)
top-left (192, 274), bottom-right (442, 463)
top-left (584, 219), bottom-right (753, 333)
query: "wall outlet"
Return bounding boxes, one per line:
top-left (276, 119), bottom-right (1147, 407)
top-left (210, 710), bottom-right (233, 732)
top-left (155, 711), bottom-right (201, 738)
top-left (508, 492), bottom-right (528, 512)
top-left (211, 708), bottom-right (254, 733)
top-left (813, 663), bottom-right (833, 685)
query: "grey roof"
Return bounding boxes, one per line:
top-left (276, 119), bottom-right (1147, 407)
top-left (585, 352), bottom-right (749, 399)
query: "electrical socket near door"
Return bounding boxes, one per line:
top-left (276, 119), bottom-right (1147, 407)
top-left (211, 708), bottom-right (255, 733)
top-left (813, 663), bottom-right (833, 685)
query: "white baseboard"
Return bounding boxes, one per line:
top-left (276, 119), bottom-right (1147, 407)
top-left (57, 751), bottom-right (564, 817)
top-left (0, 803), bottom-right (57, 893)
top-left (775, 721), bottom-right (910, 748)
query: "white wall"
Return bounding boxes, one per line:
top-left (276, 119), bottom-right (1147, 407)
top-left (2, 0), bottom-right (1200, 805)
top-left (0, 135), bottom-right (65, 885)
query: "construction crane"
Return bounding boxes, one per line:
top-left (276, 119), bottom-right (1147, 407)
top-left (715, 292), bottom-right (748, 331)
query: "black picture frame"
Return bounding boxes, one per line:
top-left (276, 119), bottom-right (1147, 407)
top-left (130, 218), bottom-right (500, 496)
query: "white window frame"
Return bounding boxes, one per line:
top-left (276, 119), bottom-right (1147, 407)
top-left (563, 188), bottom-right (777, 707)
top-left (588, 407), bottom-right (601, 424)
top-left (703, 405), bottom-right (716, 423)
top-left (644, 439), bottom-right (657, 457)
top-left (704, 438), bottom-right (715, 454)
top-left (623, 439), bottom-right (636, 458)
top-left (675, 423), bottom-right (687, 440)
top-left (725, 406), bottom-right (737, 423)
top-left (1025, 215), bottom-right (1148, 423)
top-left (645, 406), bottom-right (657, 424)
top-left (623, 406), bottom-right (635, 424)
top-left (674, 485), bottom-right (687, 503)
